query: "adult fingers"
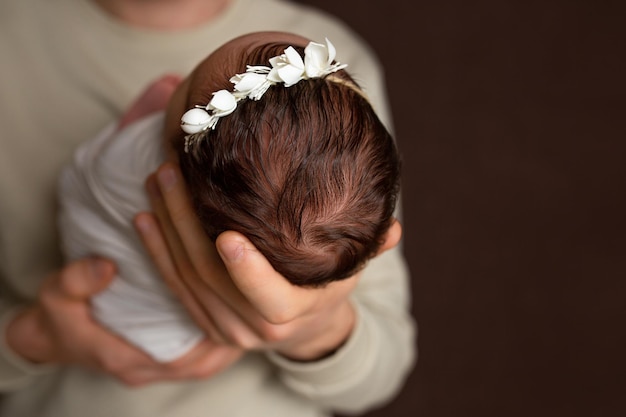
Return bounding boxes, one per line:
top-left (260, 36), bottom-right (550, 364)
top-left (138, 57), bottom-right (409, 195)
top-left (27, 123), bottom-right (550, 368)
top-left (138, 178), bottom-right (257, 346)
top-left (215, 231), bottom-right (319, 324)
top-left (151, 164), bottom-right (266, 332)
top-left (134, 210), bottom-right (226, 344)
top-left (144, 172), bottom-right (197, 279)
top-left (216, 231), bottom-right (360, 324)
top-left (31, 258), bottom-right (242, 387)
top-left (153, 163), bottom-right (224, 279)
top-left (36, 261), bottom-right (168, 384)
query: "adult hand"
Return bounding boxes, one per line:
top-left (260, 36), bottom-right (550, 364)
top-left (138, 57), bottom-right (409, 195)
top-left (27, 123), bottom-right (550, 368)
top-left (5, 257), bottom-right (242, 386)
top-left (135, 162), bottom-right (362, 361)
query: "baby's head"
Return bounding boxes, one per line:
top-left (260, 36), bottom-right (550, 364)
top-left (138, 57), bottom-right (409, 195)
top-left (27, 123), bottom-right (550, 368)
top-left (164, 31), bottom-right (401, 287)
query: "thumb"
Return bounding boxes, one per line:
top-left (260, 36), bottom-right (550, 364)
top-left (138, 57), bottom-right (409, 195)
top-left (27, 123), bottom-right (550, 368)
top-left (55, 257), bottom-right (117, 300)
top-left (216, 231), bottom-right (309, 324)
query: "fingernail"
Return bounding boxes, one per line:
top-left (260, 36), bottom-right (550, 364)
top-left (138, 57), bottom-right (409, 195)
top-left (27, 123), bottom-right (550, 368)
top-left (134, 214), bottom-right (152, 234)
top-left (218, 238), bottom-right (244, 263)
top-left (157, 165), bottom-right (177, 192)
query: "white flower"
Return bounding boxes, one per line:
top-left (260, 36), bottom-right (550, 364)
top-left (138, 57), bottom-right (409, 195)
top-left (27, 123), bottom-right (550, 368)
top-left (207, 90), bottom-right (237, 118)
top-left (181, 108), bottom-right (213, 134)
top-left (231, 72), bottom-right (274, 101)
top-left (268, 46), bottom-right (306, 86)
top-left (180, 90), bottom-right (237, 134)
top-left (305, 38), bottom-right (347, 78)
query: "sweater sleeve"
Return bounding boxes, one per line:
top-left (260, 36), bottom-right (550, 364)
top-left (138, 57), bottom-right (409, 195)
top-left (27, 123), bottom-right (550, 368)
top-left (266, 245), bottom-right (416, 414)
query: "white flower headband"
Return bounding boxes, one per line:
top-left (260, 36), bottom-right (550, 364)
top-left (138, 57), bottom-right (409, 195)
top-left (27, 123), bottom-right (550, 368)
top-left (181, 38), bottom-right (348, 152)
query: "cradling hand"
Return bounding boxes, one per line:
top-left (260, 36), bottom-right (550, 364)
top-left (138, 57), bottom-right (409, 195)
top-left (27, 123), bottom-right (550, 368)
top-left (5, 257), bottom-right (242, 386)
top-left (135, 162), bottom-right (366, 361)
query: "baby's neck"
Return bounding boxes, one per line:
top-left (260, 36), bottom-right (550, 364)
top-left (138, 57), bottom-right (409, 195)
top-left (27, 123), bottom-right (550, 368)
top-left (92, 0), bottom-right (232, 30)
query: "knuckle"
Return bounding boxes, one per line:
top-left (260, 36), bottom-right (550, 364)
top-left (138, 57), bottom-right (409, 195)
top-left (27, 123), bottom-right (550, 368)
top-left (258, 323), bottom-right (290, 344)
top-left (230, 332), bottom-right (259, 350)
top-left (263, 309), bottom-right (296, 326)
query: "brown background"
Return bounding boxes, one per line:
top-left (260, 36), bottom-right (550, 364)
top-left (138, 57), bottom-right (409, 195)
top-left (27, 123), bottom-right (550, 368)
top-left (295, 1), bottom-right (626, 416)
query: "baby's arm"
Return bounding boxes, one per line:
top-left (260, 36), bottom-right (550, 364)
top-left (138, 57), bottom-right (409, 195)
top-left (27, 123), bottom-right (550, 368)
top-left (117, 74), bottom-right (181, 131)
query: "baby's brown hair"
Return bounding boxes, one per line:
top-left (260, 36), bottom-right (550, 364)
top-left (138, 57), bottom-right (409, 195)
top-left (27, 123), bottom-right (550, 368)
top-left (175, 40), bottom-right (400, 287)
